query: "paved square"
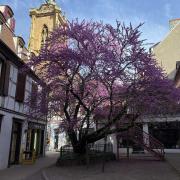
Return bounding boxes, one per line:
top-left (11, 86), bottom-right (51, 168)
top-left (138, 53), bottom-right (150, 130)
top-left (41, 159), bottom-right (180, 180)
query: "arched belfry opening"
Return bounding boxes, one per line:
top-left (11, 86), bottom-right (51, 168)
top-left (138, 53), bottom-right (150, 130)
top-left (28, 1), bottom-right (66, 55)
top-left (41, 25), bottom-right (48, 45)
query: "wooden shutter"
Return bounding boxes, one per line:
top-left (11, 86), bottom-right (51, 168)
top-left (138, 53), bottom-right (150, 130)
top-left (3, 61), bottom-right (10, 96)
top-left (15, 72), bottom-right (26, 102)
top-left (41, 88), bottom-right (48, 114)
top-left (31, 82), bottom-right (38, 107)
top-left (0, 60), bottom-right (10, 96)
top-left (0, 60), bottom-right (4, 94)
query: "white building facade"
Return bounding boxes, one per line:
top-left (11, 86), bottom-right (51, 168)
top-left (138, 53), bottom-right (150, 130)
top-left (0, 5), bottom-right (46, 169)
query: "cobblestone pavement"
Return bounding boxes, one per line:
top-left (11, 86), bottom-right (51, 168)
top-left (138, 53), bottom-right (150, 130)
top-left (41, 159), bottom-right (180, 180)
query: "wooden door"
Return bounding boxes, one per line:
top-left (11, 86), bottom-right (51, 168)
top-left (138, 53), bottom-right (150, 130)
top-left (10, 121), bottom-right (22, 164)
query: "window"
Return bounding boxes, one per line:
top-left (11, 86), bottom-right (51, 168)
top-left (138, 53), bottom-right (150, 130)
top-left (40, 87), bottom-right (48, 114)
top-left (0, 115), bottom-right (3, 133)
top-left (18, 45), bottom-right (23, 57)
top-left (31, 82), bottom-right (38, 107)
top-left (15, 72), bottom-right (26, 102)
top-left (176, 61), bottom-right (180, 70)
top-left (41, 25), bottom-right (48, 45)
top-left (0, 55), bottom-right (10, 96)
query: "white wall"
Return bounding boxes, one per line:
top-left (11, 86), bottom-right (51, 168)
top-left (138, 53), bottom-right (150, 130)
top-left (0, 113), bottom-right (13, 169)
top-left (0, 63), bottom-right (33, 113)
top-left (48, 122), bottom-right (67, 151)
top-left (0, 109), bottom-right (29, 169)
top-left (0, 63), bottom-right (39, 169)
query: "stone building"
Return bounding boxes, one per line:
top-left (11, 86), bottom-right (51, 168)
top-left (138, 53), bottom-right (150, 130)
top-left (28, 0), bottom-right (66, 55)
top-left (28, 0), bottom-right (67, 151)
top-left (0, 5), bottom-right (46, 169)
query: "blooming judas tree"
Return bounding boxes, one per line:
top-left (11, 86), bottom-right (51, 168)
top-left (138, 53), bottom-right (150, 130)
top-left (27, 20), bottom-right (180, 154)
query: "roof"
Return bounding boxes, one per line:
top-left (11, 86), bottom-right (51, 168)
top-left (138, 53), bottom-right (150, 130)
top-left (0, 5), bottom-right (14, 18)
top-left (0, 11), bottom-right (6, 24)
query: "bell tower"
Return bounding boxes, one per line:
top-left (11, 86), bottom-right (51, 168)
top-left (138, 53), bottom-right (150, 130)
top-left (28, 0), bottom-right (66, 55)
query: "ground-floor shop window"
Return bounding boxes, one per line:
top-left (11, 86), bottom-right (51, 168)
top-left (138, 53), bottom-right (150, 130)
top-left (149, 122), bottom-right (180, 149)
top-left (26, 122), bottom-right (45, 157)
top-left (9, 119), bottom-right (22, 165)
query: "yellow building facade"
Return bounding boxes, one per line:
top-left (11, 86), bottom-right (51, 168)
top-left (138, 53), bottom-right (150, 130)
top-left (28, 0), bottom-right (66, 55)
top-left (152, 19), bottom-right (180, 79)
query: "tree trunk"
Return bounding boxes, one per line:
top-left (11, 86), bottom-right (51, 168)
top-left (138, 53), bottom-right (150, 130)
top-left (72, 142), bottom-right (86, 154)
top-left (68, 131), bottom-right (87, 154)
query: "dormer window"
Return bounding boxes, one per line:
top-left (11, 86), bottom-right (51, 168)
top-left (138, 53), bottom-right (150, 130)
top-left (41, 25), bottom-right (48, 45)
top-left (18, 45), bottom-right (23, 56)
top-left (16, 37), bottom-right (25, 58)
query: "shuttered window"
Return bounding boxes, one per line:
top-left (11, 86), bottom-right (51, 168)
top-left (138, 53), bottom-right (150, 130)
top-left (40, 88), bottom-right (47, 114)
top-left (0, 59), bottom-right (10, 96)
top-left (15, 72), bottom-right (26, 102)
top-left (31, 82), bottom-right (38, 107)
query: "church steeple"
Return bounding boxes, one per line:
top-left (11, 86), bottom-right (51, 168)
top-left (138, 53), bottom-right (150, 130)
top-left (28, 1), bottom-right (66, 55)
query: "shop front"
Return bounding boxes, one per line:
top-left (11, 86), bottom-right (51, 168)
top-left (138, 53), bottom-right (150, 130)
top-left (26, 122), bottom-right (45, 157)
top-left (149, 121), bottom-right (180, 149)
top-left (9, 119), bottom-right (22, 165)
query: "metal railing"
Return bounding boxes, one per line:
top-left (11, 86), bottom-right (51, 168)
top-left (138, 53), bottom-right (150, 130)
top-left (88, 143), bottom-right (113, 153)
top-left (117, 125), bottom-right (165, 160)
top-left (60, 143), bottom-right (113, 157)
top-left (130, 126), bottom-right (164, 159)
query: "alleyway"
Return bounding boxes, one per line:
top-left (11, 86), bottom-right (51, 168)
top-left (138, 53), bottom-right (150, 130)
top-left (0, 151), bottom-right (59, 180)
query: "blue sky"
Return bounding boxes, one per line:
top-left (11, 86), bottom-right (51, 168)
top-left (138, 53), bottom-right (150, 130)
top-left (1, 0), bottom-right (180, 47)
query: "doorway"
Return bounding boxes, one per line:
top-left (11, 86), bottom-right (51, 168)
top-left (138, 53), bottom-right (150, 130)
top-left (54, 129), bottom-right (59, 150)
top-left (132, 124), bottom-right (144, 153)
top-left (9, 120), bottom-right (22, 164)
top-left (26, 128), bottom-right (45, 157)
